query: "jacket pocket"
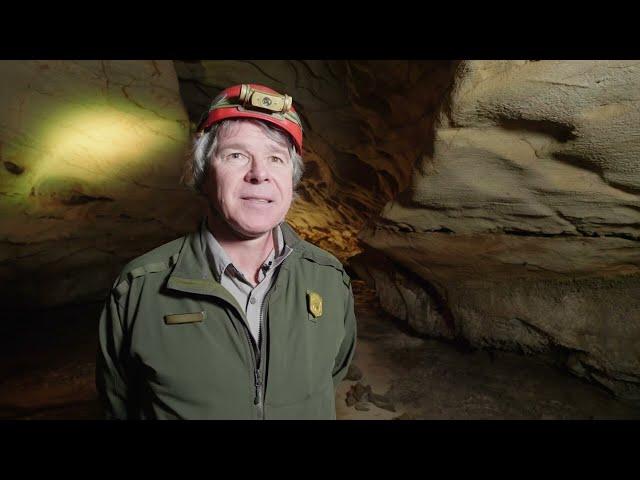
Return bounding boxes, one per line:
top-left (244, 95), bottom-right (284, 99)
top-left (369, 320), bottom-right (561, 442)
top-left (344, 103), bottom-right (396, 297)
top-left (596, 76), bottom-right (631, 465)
top-left (266, 380), bottom-right (336, 419)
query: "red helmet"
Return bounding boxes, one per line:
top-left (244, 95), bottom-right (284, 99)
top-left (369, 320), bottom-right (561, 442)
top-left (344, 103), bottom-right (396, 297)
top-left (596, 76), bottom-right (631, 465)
top-left (197, 84), bottom-right (303, 153)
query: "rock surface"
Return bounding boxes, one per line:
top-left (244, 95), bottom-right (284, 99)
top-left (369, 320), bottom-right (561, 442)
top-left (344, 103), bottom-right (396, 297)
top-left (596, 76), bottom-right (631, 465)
top-left (356, 61), bottom-right (640, 401)
top-left (0, 60), bottom-right (201, 310)
top-left (3, 59), bottom-right (639, 404)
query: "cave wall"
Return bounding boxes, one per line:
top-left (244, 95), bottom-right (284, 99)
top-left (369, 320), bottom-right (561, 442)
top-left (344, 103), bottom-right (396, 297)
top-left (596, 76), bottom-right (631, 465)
top-left (0, 60), bottom-right (455, 310)
top-left (0, 60), bottom-right (201, 310)
top-left (4, 59), bottom-right (637, 402)
top-left (355, 60), bottom-right (640, 400)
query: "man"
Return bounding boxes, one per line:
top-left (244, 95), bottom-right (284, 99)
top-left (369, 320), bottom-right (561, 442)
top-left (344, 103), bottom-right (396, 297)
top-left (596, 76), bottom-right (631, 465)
top-left (96, 84), bottom-right (357, 419)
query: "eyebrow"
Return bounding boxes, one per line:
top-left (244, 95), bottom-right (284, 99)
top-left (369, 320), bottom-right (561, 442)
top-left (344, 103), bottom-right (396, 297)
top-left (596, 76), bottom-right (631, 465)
top-left (218, 143), bottom-right (290, 157)
top-left (217, 143), bottom-right (249, 152)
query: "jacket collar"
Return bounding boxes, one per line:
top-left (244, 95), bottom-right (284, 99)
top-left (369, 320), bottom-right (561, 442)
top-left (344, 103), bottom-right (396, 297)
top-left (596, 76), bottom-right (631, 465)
top-left (201, 216), bottom-right (292, 283)
top-left (166, 217), bottom-right (304, 303)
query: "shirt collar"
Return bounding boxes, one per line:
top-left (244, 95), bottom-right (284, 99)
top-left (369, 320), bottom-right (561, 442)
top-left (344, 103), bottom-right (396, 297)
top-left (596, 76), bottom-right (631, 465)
top-left (200, 216), bottom-right (289, 283)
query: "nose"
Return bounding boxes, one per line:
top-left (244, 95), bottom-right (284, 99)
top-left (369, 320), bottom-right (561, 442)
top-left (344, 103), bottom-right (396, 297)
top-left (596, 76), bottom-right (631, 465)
top-left (245, 156), bottom-right (270, 184)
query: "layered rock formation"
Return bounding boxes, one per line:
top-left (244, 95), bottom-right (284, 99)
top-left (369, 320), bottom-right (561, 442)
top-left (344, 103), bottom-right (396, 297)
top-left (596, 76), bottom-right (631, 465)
top-left (355, 61), bottom-right (640, 400)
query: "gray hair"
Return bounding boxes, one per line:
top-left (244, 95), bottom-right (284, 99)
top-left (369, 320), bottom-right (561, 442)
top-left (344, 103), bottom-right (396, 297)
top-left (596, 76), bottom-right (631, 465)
top-left (185, 118), bottom-right (304, 195)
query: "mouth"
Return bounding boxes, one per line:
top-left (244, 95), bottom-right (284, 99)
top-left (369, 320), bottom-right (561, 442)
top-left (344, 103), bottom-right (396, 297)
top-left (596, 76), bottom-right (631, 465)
top-left (241, 196), bottom-right (274, 204)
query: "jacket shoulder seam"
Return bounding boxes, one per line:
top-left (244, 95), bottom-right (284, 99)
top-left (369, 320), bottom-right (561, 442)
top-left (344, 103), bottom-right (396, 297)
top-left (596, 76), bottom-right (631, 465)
top-left (113, 241), bottom-right (183, 300)
top-left (298, 243), bottom-right (351, 287)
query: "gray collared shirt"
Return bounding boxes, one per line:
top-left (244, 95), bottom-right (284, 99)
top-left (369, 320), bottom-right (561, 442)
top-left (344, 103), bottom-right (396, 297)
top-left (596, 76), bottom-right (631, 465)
top-left (200, 217), bottom-right (292, 345)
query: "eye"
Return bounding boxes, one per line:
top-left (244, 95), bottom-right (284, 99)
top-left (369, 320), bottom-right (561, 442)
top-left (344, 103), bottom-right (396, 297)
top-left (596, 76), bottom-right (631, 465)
top-left (225, 152), bottom-right (248, 162)
top-left (270, 156), bottom-right (285, 164)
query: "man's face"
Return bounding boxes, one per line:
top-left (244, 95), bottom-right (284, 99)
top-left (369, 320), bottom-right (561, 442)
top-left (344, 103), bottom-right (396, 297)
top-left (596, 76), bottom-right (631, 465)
top-left (205, 121), bottom-right (294, 238)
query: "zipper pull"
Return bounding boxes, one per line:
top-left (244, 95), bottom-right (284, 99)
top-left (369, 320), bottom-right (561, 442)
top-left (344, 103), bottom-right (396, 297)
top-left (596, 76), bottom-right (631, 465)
top-left (254, 369), bottom-right (263, 406)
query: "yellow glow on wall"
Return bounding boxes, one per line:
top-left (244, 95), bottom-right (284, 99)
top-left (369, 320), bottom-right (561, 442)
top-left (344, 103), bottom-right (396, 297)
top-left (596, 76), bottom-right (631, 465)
top-left (29, 104), bottom-right (187, 193)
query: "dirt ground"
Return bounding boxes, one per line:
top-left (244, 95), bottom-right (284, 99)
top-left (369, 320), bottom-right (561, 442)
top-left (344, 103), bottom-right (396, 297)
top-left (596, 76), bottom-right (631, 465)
top-left (1, 281), bottom-right (638, 420)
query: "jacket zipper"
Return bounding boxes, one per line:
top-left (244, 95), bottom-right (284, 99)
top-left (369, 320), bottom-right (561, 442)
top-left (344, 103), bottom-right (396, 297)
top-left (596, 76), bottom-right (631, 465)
top-left (254, 287), bottom-right (275, 419)
top-left (236, 284), bottom-right (275, 420)
top-left (255, 306), bottom-right (264, 418)
top-left (236, 317), bottom-right (262, 419)
top-left (236, 258), bottom-right (286, 419)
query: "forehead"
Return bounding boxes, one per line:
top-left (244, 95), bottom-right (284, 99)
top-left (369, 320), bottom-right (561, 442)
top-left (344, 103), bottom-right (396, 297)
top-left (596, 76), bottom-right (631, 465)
top-left (216, 121), bottom-right (289, 152)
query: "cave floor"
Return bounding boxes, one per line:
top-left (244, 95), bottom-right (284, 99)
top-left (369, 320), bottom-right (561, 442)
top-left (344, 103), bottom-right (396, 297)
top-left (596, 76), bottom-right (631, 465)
top-left (1, 281), bottom-right (638, 420)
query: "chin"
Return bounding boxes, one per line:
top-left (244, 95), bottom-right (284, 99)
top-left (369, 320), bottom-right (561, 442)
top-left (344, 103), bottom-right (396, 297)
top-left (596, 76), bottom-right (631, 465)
top-left (234, 217), bottom-right (280, 237)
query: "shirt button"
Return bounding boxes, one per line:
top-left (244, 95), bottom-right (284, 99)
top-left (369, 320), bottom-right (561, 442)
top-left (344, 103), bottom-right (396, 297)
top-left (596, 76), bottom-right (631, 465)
top-left (250, 297), bottom-right (257, 305)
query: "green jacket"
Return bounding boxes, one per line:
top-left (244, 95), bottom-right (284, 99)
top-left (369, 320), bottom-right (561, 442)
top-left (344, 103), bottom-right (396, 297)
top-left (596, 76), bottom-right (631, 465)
top-left (96, 221), bottom-right (357, 420)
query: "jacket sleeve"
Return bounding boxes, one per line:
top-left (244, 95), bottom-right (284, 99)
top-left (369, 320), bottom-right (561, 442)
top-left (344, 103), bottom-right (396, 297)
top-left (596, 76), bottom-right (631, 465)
top-left (95, 279), bottom-right (132, 420)
top-left (332, 281), bottom-right (357, 388)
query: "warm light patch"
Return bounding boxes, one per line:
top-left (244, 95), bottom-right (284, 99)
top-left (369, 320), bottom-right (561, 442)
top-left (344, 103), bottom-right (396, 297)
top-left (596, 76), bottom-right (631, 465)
top-left (29, 104), bottom-right (186, 193)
